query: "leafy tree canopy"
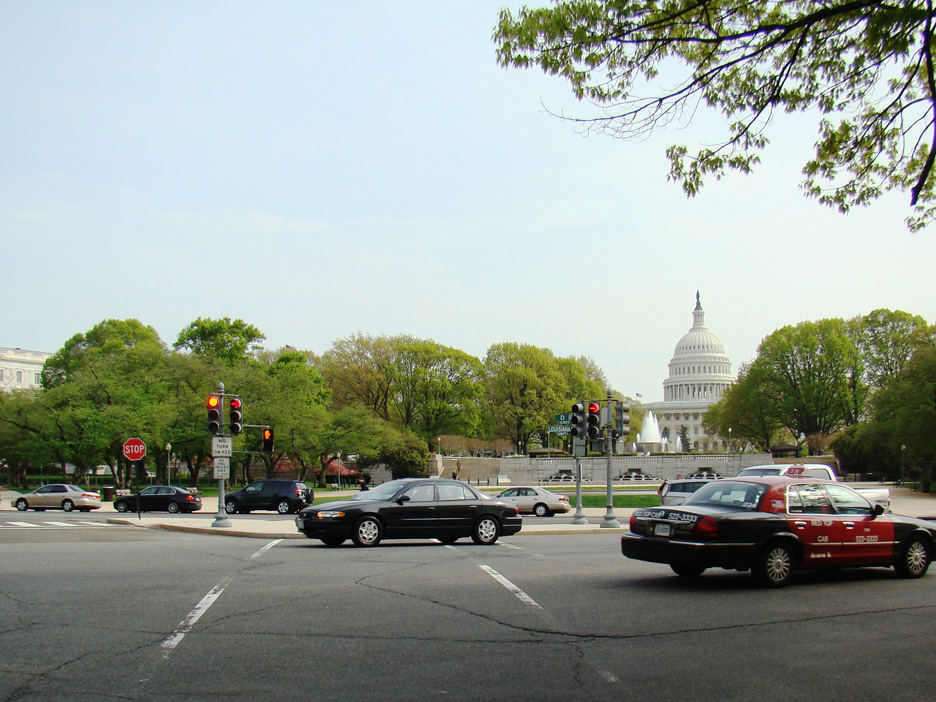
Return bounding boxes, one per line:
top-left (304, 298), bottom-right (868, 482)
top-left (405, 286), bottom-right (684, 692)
top-left (174, 317), bottom-right (265, 366)
top-left (495, 0), bottom-right (936, 229)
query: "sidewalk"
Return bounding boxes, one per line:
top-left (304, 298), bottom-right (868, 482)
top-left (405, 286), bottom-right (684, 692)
top-left (4, 486), bottom-right (935, 539)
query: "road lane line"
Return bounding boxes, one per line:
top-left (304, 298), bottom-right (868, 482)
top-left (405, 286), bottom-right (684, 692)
top-left (6, 521), bottom-right (41, 527)
top-left (478, 565), bottom-right (542, 609)
top-left (160, 540), bottom-right (280, 658)
top-left (250, 539), bottom-right (282, 558)
top-left (160, 575), bottom-right (234, 658)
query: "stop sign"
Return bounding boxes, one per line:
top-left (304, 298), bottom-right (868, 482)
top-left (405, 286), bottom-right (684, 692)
top-left (123, 438), bottom-right (147, 461)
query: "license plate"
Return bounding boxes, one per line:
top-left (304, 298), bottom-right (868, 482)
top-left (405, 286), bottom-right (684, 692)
top-left (654, 523), bottom-right (672, 537)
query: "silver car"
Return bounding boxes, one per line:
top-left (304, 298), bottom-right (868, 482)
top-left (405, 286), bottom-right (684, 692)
top-left (14, 484), bottom-right (102, 512)
top-left (658, 478), bottom-right (717, 506)
top-left (496, 486), bottom-right (570, 517)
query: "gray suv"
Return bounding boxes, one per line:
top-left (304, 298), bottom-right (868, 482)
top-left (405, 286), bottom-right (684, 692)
top-left (224, 479), bottom-right (313, 515)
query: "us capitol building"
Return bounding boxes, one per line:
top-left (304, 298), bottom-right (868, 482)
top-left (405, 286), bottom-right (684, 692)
top-left (641, 293), bottom-right (733, 452)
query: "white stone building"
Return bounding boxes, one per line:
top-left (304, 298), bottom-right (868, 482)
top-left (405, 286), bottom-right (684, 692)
top-left (643, 293), bottom-right (733, 452)
top-left (0, 347), bottom-right (52, 392)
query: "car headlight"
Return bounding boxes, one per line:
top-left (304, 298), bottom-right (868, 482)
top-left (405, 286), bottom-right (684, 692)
top-left (315, 511), bottom-right (346, 519)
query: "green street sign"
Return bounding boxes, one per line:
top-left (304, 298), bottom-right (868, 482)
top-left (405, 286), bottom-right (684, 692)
top-left (554, 414), bottom-right (572, 425)
top-left (549, 425), bottom-right (571, 434)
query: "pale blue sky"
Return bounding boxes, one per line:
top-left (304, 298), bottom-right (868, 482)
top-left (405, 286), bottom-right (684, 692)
top-left (3, 1), bottom-right (934, 402)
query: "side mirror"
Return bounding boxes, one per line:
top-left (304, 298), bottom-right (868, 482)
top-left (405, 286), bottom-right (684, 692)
top-left (872, 503), bottom-right (885, 518)
top-left (397, 495), bottom-right (411, 505)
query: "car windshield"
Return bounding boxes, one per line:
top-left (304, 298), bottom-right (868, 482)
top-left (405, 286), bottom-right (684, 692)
top-left (354, 480), bottom-right (409, 501)
top-left (683, 481), bottom-right (768, 511)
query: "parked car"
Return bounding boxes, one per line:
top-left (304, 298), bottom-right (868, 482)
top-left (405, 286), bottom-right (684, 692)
top-left (496, 486), bottom-right (571, 516)
top-left (224, 479), bottom-right (312, 515)
top-left (687, 471), bottom-right (722, 479)
top-left (737, 464), bottom-right (890, 511)
top-left (618, 473), bottom-right (655, 481)
top-left (295, 478), bottom-right (522, 547)
top-left (14, 484), bottom-right (102, 512)
top-left (114, 486), bottom-right (202, 514)
top-left (622, 476), bottom-right (936, 588)
top-left (658, 478), bottom-right (717, 505)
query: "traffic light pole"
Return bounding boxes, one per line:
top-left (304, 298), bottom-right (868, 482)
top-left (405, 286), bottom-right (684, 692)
top-left (601, 390), bottom-right (620, 528)
top-left (211, 382), bottom-right (232, 529)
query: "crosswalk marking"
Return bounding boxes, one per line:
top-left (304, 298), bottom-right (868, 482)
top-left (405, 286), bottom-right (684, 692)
top-left (0, 520), bottom-right (116, 529)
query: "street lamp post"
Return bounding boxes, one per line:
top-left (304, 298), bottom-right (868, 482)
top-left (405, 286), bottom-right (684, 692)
top-left (165, 443), bottom-right (172, 486)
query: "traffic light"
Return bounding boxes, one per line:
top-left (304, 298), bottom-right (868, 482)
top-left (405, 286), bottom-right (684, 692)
top-left (229, 397), bottom-right (244, 436)
top-left (586, 401), bottom-right (601, 439)
top-left (570, 402), bottom-right (588, 438)
top-left (207, 394), bottom-right (223, 434)
top-left (613, 402), bottom-right (630, 440)
top-left (262, 428), bottom-right (274, 453)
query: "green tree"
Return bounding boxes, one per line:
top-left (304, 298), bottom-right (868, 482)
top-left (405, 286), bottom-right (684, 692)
top-left (484, 342), bottom-right (566, 453)
top-left (320, 333), bottom-right (399, 420)
top-left (704, 362), bottom-right (781, 452)
top-left (390, 339), bottom-right (485, 442)
top-left (174, 317), bottom-right (265, 366)
top-left (848, 308), bottom-right (931, 389)
top-left (495, 1), bottom-right (936, 230)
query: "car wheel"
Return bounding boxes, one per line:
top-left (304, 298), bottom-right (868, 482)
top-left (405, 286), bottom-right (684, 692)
top-left (533, 503), bottom-right (550, 517)
top-left (62, 499), bottom-right (74, 512)
top-left (753, 540), bottom-right (795, 588)
top-left (276, 500), bottom-right (292, 515)
top-left (224, 499), bottom-right (238, 514)
top-left (167, 502), bottom-right (180, 514)
top-left (352, 516), bottom-right (383, 547)
top-left (115, 500), bottom-right (129, 513)
top-left (671, 564), bottom-right (706, 578)
top-left (895, 535), bottom-right (931, 578)
top-left (472, 516), bottom-right (500, 545)
top-left (320, 535), bottom-right (346, 547)
top-left (15, 498), bottom-right (28, 512)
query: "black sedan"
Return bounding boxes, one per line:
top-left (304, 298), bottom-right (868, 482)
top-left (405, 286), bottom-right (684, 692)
top-left (295, 478), bottom-right (522, 547)
top-left (621, 476), bottom-right (936, 588)
top-left (114, 486), bottom-right (202, 514)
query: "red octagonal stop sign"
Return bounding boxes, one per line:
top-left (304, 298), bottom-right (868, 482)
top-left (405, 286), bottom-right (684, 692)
top-left (123, 437), bottom-right (147, 461)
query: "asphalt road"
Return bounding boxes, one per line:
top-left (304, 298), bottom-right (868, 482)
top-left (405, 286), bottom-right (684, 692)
top-left (2, 526), bottom-right (935, 701)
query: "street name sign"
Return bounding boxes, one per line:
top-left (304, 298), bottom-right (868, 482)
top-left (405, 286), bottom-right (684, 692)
top-left (213, 456), bottom-right (230, 479)
top-left (123, 438), bottom-right (146, 462)
top-left (548, 425), bottom-right (571, 434)
top-left (554, 414), bottom-right (571, 425)
top-left (212, 436), bottom-right (233, 458)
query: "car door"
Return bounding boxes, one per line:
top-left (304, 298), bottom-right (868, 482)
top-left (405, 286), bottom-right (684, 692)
top-left (383, 482), bottom-right (438, 537)
top-left (241, 482), bottom-right (266, 510)
top-left (436, 482), bottom-right (482, 534)
top-left (34, 485), bottom-right (60, 508)
top-left (137, 486), bottom-right (161, 511)
top-left (787, 482), bottom-right (852, 565)
top-left (823, 483), bottom-right (895, 564)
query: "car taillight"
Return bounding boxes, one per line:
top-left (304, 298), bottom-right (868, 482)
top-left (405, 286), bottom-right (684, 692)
top-left (186, 495), bottom-right (195, 502)
top-left (294, 488), bottom-right (301, 496)
top-left (691, 516), bottom-right (719, 540)
top-left (629, 513), bottom-right (640, 532)
top-left (82, 493), bottom-right (98, 499)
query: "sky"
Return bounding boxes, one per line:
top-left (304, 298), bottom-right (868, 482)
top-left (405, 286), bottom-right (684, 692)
top-left (3, 1), bottom-right (935, 403)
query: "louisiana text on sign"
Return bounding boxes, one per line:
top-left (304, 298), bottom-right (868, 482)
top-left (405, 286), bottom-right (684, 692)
top-left (548, 425), bottom-right (571, 434)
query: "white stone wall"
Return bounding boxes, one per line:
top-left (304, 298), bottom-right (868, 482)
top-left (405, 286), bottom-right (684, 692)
top-left (0, 347), bottom-right (51, 392)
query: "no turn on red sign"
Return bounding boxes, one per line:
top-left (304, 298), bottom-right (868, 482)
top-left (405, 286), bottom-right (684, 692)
top-left (123, 438), bottom-right (147, 462)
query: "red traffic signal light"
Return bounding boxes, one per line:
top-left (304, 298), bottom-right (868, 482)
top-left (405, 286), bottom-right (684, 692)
top-left (262, 428), bottom-right (274, 453)
top-left (586, 402), bottom-right (601, 439)
top-left (229, 397), bottom-right (244, 436)
top-left (207, 395), bottom-right (222, 434)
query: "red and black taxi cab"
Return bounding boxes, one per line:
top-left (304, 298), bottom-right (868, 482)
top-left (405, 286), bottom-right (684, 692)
top-left (621, 476), bottom-right (935, 588)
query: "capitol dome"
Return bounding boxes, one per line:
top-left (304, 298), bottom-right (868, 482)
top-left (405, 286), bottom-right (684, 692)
top-left (661, 293), bottom-right (732, 403)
